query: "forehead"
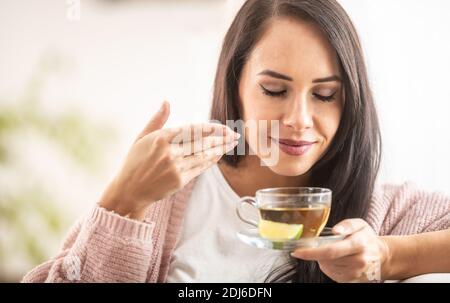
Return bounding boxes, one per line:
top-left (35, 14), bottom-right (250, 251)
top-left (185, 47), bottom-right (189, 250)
top-left (247, 17), bottom-right (341, 80)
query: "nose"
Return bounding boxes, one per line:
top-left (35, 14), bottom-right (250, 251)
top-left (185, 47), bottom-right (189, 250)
top-left (282, 93), bottom-right (313, 131)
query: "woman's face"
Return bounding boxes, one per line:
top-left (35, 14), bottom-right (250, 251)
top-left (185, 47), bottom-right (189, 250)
top-left (239, 17), bottom-right (343, 176)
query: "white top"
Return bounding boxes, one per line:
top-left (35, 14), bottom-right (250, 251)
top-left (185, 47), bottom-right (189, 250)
top-left (166, 164), bottom-right (289, 282)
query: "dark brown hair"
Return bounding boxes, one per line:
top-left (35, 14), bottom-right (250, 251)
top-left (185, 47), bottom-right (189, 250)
top-left (209, 0), bottom-right (381, 283)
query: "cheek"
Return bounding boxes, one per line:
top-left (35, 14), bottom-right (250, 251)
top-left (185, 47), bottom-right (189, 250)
top-left (314, 103), bottom-right (342, 146)
top-left (241, 90), bottom-right (282, 121)
top-left (240, 92), bottom-right (283, 156)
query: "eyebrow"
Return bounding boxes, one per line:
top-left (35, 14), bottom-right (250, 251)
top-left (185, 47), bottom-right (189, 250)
top-left (257, 69), bottom-right (342, 83)
top-left (257, 70), bottom-right (293, 81)
top-left (312, 75), bottom-right (342, 83)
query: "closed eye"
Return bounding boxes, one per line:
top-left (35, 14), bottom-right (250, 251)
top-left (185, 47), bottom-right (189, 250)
top-left (259, 84), bottom-right (287, 97)
top-left (313, 92), bottom-right (337, 102)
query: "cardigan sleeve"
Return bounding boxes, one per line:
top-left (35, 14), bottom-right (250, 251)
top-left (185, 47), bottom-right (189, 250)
top-left (366, 182), bottom-right (450, 236)
top-left (22, 206), bottom-right (155, 282)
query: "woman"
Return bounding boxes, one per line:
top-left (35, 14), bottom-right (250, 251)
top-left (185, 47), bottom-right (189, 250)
top-left (23, 0), bottom-right (450, 283)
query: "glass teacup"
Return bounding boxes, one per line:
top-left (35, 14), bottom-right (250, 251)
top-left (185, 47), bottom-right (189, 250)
top-left (236, 187), bottom-right (332, 241)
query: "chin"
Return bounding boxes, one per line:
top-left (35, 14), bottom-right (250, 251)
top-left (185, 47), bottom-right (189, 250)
top-left (260, 156), bottom-right (313, 177)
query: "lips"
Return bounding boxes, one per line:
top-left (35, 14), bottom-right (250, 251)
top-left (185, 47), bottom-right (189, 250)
top-left (277, 138), bottom-right (316, 146)
top-left (271, 137), bottom-right (317, 156)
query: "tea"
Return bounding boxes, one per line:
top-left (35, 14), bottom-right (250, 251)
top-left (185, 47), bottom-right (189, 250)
top-left (236, 187), bottom-right (332, 242)
top-left (259, 204), bottom-right (330, 238)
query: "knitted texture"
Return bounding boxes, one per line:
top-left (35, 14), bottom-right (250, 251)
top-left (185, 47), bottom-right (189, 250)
top-left (22, 180), bottom-right (450, 282)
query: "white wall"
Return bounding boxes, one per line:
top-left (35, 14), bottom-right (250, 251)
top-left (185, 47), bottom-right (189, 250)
top-left (339, 0), bottom-right (450, 194)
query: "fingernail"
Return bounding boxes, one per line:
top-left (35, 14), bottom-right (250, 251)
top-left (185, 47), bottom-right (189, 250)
top-left (290, 252), bottom-right (298, 258)
top-left (233, 132), bottom-right (241, 140)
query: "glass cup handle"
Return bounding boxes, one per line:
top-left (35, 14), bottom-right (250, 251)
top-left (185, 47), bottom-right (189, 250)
top-left (236, 196), bottom-right (258, 227)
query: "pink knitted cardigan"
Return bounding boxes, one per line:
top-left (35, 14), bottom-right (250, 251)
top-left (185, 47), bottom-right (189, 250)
top-left (22, 179), bottom-right (450, 282)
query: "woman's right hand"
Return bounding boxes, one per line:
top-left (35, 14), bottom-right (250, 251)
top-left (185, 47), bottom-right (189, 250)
top-left (99, 101), bottom-right (240, 220)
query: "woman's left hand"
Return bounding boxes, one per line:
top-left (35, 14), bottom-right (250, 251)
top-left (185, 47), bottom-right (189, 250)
top-left (291, 219), bottom-right (390, 282)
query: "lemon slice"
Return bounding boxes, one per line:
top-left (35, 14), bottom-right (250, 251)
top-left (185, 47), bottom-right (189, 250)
top-left (259, 219), bottom-right (304, 241)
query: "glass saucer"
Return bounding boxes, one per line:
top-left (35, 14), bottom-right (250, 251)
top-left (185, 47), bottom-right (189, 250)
top-left (237, 227), bottom-right (346, 251)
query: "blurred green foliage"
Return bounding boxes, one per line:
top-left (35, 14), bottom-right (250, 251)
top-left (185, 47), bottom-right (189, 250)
top-left (0, 54), bottom-right (116, 282)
